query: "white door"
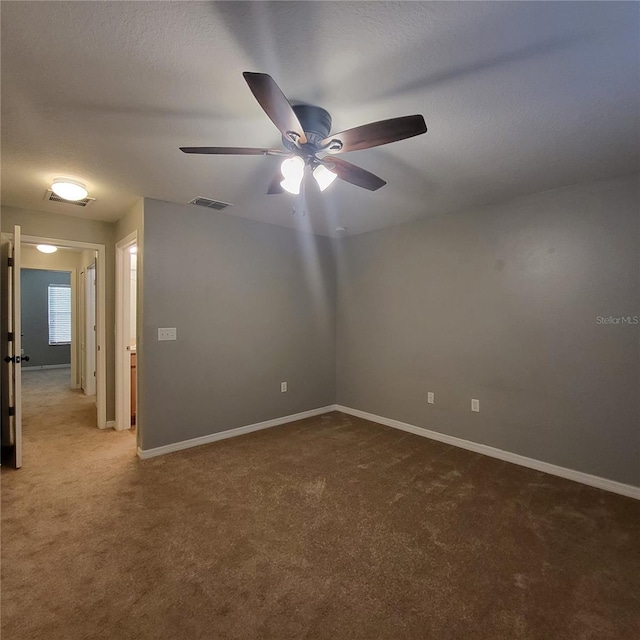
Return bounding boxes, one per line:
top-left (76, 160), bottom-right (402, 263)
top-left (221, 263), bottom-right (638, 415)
top-left (84, 264), bottom-right (96, 396)
top-left (1, 226), bottom-right (22, 468)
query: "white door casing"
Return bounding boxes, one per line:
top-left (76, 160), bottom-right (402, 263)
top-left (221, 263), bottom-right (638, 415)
top-left (79, 265), bottom-right (86, 392)
top-left (115, 232), bottom-right (137, 431)
top-left (84, 264), bottom-right (96, 397)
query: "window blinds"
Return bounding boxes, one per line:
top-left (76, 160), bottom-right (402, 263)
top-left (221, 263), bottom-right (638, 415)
top-left (48, 284), bottom-right (71, 345)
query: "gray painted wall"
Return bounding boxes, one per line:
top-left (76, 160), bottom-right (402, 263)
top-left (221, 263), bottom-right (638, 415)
top-left (21, 269), bottom-right (72, 367)
top-left (139, 199), bottom-right (336, 450)
top-left (336, 174), bottom-right (640, 486)
top-left (4, 176), bottom-right (638, 488)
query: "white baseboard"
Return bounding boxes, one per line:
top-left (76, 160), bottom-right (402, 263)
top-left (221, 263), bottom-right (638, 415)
top-left (22, 364), bottom-right (71, 371)
top-left (101, 420), bottom-right (115, 430)
top-left (335, 405), bottom-right (640, 500)
top-left (137, 405), bottom-right (335, 460)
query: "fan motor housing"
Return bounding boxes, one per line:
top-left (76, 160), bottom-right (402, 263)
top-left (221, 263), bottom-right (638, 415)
top-left (285, 104), bottom-right (332, 148)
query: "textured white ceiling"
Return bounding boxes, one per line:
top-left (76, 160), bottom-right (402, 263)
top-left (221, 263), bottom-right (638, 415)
top-left (1, 1), bottom-right (638, 236)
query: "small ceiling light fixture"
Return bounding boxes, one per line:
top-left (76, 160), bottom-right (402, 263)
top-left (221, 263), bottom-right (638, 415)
top-left (129, 246), bottom-right (138, 254)
top-left (313, 165), bottom-right (337, 192)
top-left (280, 157), bottom-right (338, 195)
top-left (50, 179), bottom-right (88, 201)
top-left (280, 156), bottom-right (305, 195)
top-left (36, 244), bottom-right (58, 254)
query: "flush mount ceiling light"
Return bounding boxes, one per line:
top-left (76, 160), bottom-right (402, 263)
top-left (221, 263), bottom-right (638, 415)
top-left (36, 244), bottom-right (58, 254)
top-left (129, 246), bottom-right (138, 254)
top-left (50, 179), bottom-right (88, 201)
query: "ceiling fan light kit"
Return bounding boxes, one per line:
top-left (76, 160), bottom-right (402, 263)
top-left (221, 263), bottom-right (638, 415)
top-left (313, 164), bottom-right (338, 191)
top-left (280, 156), bottom-right (305, 194)
top-left (180, 72), bottom-right (427, 196)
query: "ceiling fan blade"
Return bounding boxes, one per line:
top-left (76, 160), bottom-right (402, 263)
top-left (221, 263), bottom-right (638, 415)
top-left (243, 72), bottom-right (307, 145)
top-left (180, 146), bottom-right (286, 156)
top-left (321, 114), bottom-right (427, 153)
top-left (321, 157), bottom-right (386, 191)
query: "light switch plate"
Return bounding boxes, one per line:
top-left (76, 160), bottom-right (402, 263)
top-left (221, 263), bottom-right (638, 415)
top-left (427, 392), bottom-right (435, 404)
top-left (158, 327), bottom-right (177, 341)
top-left (471, 399), bottom-right (480, 412)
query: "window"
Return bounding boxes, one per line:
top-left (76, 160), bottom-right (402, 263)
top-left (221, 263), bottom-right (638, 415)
top-left (48, 284), bottom-right (71, 345)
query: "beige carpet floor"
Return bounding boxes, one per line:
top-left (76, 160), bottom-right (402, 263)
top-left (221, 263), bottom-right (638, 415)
top-left (2, 369), bottom-right (639, 640)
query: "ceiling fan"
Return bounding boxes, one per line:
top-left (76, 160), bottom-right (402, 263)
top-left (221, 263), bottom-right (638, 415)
top-left (180, 72), bottom-right (427, 195)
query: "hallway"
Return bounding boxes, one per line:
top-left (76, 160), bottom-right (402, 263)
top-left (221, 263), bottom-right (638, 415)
top-left (13, 367), bottom-right (133, 465)
top-left (1, 368), bottom-right (136, 639)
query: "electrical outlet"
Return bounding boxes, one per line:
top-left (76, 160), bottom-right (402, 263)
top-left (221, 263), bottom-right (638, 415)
top-left (158, 327), bottom-right (177, 341)
top-left (471, 399), bottom-right (480, 412)
top-left (281, 382), bottom-right (287, 393)
top-left (427, 392), bottom-right (435, 404)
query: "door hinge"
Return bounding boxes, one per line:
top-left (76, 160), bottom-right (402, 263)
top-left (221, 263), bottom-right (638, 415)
top-left (8, 406), bottom-right (15, 417)
top-left (8, 332), bottom-right (13, 342)
top-left (7, 257), bottom-right (14, 267)
top-left (93, 371), bottom-right (96, 377)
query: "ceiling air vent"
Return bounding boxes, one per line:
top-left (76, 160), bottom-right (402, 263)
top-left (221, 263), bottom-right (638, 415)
top-left (44, 189), bottom-right (95, 207)
top-left (188, 196), bottom-right (232, 211)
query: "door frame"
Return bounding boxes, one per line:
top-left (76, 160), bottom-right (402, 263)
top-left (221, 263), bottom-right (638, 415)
top-left (79, 261), bottom-right (86, 392)
top-left (21, 234), bottom-right (107, 429)
top-left (115, 231), bottom-right (137, 432)
top-left (83, 263), bottom-right (97, 396)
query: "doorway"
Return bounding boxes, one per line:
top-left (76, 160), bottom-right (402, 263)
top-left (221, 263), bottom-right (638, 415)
top-left (20, 234), bottom-right (107, 429)
top-left (20, 243), bottom-right (99, 424)
top-left (21, 267), bottom-right (74, 375)
top-left (115, 232), bottom-right (137, 432)
top-left (1, 229), bottom-right (108, 469)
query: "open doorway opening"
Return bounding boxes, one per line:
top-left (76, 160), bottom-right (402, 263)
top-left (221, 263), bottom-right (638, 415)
top-left (2, 230), bottom-right (107, 469)
top-left (20, 235), bottom-right (107, 429)
top-left (21, 267), bottom-right (73, 376)
top-left (20, 246), bottom-right (97, 419)
top-left (115, 232), bottom-right (137, 433)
